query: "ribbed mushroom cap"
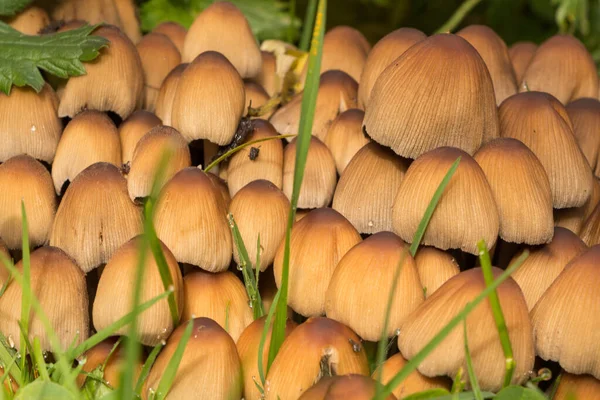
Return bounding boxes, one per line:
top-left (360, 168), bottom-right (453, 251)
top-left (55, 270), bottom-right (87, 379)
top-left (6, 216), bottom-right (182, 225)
top-left (154, 167), bottom-right (232, 272)
top-left (0, 84), bottom-right (61, 163)
top-left (152, 21), bottom-right (187, 53)
top-left (93, 236), bottom-right (183, 346)
top-left (119, 110), bottom-right (162, 166)
top-left (358, 28), bottom-right (426, 108)
top-left (392, 147), bottom-right (499, 254)
top-left (299, 374), bottom-right (396, 400)
top-left (324, 109), bottom-right (369, 174)
top-left (363, 34), bottom-right (499, 159)
top-left (325, 232), bottom-right (423, 341)
top-left (474, 138), bottom-right (553, 244)
top-left (137, 32), bottom-right (181, 111)
top-left (237, 316), bottom-right (297, 400)
top-left (531, 245), bottom-right (600, 378)
top-left (581, 202), bottom-right (600, 246)
top-left (208, 171), bottom-right (232, 209)
top-left (226, 119), bottom-right (283, 196)
top-left (554, 372), bottom-right (600, 400)
top-left (143, 317), bottom-right (243, 400)
top-left (398, 268), bottom-right (534, 391)
top-left (260, 267), bottom-right (293, 317)
top-left (52, 110), bottom-right (122, 195)
top-left (181, 270), bottom-right (252, 342)
top-left (154, 63), bottom-right (187, 126)
top-left (566, 98), bottom-right (600, 172)
top-left (511, 227), bottom-right (587, 310)
top-left (457, 25), bottom-right (517, 105)
top-left (270, 70), bottom-right (358, 141)
top-left (172, 51), bottom-right (245, 145)
top-left (499, 91), bottom-right (593, 208)
top-left (127, 125), bottom-right (191, 201)
top-left (321, 26), bottom-right (370, 83)
top-left (414, 246), bottom-right (460, 298)
top-left (50, 162), bottom-right (143, 272)
top-left (59, 25), bottom-right (144, 119)
top-left (283, 136), bottom-right (337, 209)
top-left (508, 41), bottom-right (537, 85)
top-left (229, 180), bottom-right (290, 271)
top-left (520, 35), bottom-right (598, 104)
top-left (555, 177), bottom-right (600, 234)
top-left (274, 208), bottom-right (361, 317)
top-left (182, 1), bottom-right (261, 78)
top-left (255, 51), bottom-right (277, 97)
top-left (333, 142), bottom-right (407, 234)
top-left (0, 246), bottom-right (88, 351)
top-left (245, 82), bottom-right (271, 118)
top-left (5, 5), bottom-right (49, 35)
top-left (265, 317), bottom-right (370, 400)
top-left (373, 353), bottom-right (451, 399)
top-left (0, 155), bottom-right (57, 249)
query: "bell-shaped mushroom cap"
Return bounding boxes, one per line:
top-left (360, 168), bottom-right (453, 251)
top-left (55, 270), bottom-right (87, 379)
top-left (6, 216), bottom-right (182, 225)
top-left (270, 70), bottom-right (358, 141)
top-left (554, 372), bottom-right (600, 400)
top-left (474, 138), bottom-right (553, 244)
top-left (127, 125), bottom-right (191, 201)
top-left (324, 109), bottom-right (369, 174)
top-left (93, 236), bottom-right (183, 346)
top-left (181, 270), bottom-right (252, 342)
top-left (208, 171), bottom-right (231, 208)
top-left (244, 82), bottom-right (271, 118)
top-left (393, 147), bottom-right (499, 255)
top-left (325, 232), bottom-right (423, 341)
top-left (5, 5), bottom-right (49, 35)
top-left (283, 136), bottom-right (337, 209)
top-left (511, 227), bottom-right (587, 310)
top-left (182, 1), bottom-right (261, 78)
top-left (581, 202), bottom-right (600, 246)
top-left (274, 208), bottom-right (361, 317)
top-left (172, 51), bottom-right (245, 145)
top-left (399, 268), bottom-right (534, 391)
top-left (254, 51), bottom-right (277, 97)
top-left (457, 25), bottom-right (517, 105)
top-left (152, 21), bottom-right (187, 53)
top-left (136, 32), bottom-right (182, 111)
top-left (372, 353), bottom-right (451, 399)
top-left (50, 162), bottom-right (143, 272)
top-left (566, 98), bottom-right (600, 172)
top-left (154, 63), bottom-right (187, 126)
top-left (363, 34), bottom-right (499, 160)
top-left (119, 110), bottom-right (162, 166)
top-left (0, 246), bottom-right (88, 351)
top-left (333, 142), bottom-right (408, 234)
top-left (499, 91), bottom-right (593, 208)
top-left (531, 245), bottom-right (600, 378)
top-left (321, 26), bottom-right (370, 83)
top-left (414, 246), bottom-right (460, 298)
top-left (358, 28), bottom-right (426, 108)
top-left (154, 167), bottom-right (232, 272)
top-left (0, 84), bottom-right (61, 163)
top-left (52, 111), bottom-right (122, 195)
top-left (299, 374), bottom-right (396, 400)
top-left (520, 35), bottom-right (598, 104)
top-left (59, 25), bottom-right (144, 119)
top-left (265, 317), bottom-right (369, 400)
top-left (226, 119), bottom-right (284, 197)
top-left (508, 41), bottom-right (537, 85)
top-left (229, 180), bottom-right (290, 271)
top-left (143, 318), bottom-right (243, 400)
top-left (237, 316), bottom-right (297, 400)
top-left (555, 177), bottom-right (600, 234)
top-left (0, 155), bottom-right (57, 249)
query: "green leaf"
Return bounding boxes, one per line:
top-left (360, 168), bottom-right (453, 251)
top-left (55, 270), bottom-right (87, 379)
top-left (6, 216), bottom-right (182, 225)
top-left (0, 0), bottom-right (32, 17)
top-left (402, 389), bottom-right (452, 399)
top-left (14, 380), bottom-right (77, 400)
top-left (494, 385), bottom-right (547, 400)
top-left (0, 22), bottom-right (108, 95)
top-left (134, 343), bottom-right (164, 396)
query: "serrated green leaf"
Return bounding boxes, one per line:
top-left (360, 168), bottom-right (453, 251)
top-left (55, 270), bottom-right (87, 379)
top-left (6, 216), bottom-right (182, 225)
top-left (0, 22), bottom-right (108, 95)
top-left (494, 385), bottom-right (548, 400)
top-left (0, 0), bottom-right (32, 17)
top-left (14, 380), bottom-right (77, 400)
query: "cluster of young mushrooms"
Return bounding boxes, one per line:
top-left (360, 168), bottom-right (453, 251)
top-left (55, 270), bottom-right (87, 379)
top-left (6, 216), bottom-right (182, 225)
top-left (1, 0), bottom-right (600, 399)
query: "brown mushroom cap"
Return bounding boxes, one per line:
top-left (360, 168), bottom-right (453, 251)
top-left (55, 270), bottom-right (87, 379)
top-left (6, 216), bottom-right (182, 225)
top-left (566, 97), bottom-right (600, 173)
top-left (299, 374), bottom-right (397, 400)
top-left (508, 41), bottom-right (537, 84)
top-left (321, 26), bottom-right (371, 83)
top-left (119, 110), bottom-right (162, 166)
top-left (5, 5), bottom-right (49, 35)
top-left (324, 109), bottom-right (369, 175)
top-left (154, 63), bottom-right (187, 126)
top-left (152, 21), bottom-right (187, 53)
top-left (553, 372), bottom-right (600, 400)
top-left (414, 246), bottom-right (460, 298)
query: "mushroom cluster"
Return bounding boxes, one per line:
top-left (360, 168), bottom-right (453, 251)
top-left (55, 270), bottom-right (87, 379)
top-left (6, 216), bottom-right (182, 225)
top-left (2, 1), bottom-right (600, 399)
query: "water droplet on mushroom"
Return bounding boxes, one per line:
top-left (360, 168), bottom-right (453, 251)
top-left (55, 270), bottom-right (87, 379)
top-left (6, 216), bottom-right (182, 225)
top-left (367, 220), bottom-right (374, 227)
top-left (7, 335), bottom-right (15, 348)
top-left (30, 125), bottom-right (37, 133)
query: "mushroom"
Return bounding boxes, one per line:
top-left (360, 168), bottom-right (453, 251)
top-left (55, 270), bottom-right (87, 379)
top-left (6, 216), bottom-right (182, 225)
top-left (566, 97), bottom-right (600, 173)
top-left (508, 41), bottom-right (537, 84)
top-left (320, 26), bottom-right (371, 83)
top-left (119, 110), bottom-right (162, 166)
top-left (152, 21), bottom-right (187, 53)
top-left (324, 109), bottom-right (369, 175)
top-left (154, 64), bottom-right (187, 126)
top-left (414, 246), bottom-right (460, 298)
top-left (299, 374), bottom-right (396, 400)
top-left (4, 5), bottom-right (49, 35)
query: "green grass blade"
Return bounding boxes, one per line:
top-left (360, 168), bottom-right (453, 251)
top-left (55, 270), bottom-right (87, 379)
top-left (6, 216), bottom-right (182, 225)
top-left (435, 0), bottom-right (482, 33)
top-left (31, 338), bottom-right (49, 381)
top-left (18, 202), bottom-right (30, 380)
top-left (258, 288), bottom-right (281, 383)
top-left (380, 250), bottom-right (530, 397)
top-left (0, 353), bottom-right (20, 390)
top-left (409, 157), bottom-right (461, 257)
top-left (477, 241), bottom-right (514, 388)
top-left (268, 0), bottom-right (327, 369)
top-left (299, 0), bottom-right (318, 51)
top-left (463, 321), bottom-right (482, 399)
top-left (255, 234), bottom-right (261, 285)
top-left (228, 214), bottom-right (264, 319)
top-left (135, 343), bottom-right (164, 396)
top-left (154, 320), bottom-right (193, 400)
